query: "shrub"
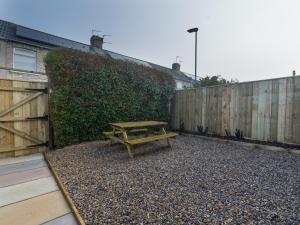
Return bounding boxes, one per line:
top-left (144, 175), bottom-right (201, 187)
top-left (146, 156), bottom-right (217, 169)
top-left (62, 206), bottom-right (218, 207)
top-left (45, 48), bottom-right (175, 147)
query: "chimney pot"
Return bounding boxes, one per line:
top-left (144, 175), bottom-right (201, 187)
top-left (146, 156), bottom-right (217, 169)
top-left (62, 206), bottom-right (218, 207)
top-left (90, 35), bottom-right (103, 50)
top-left (172, 63), bottom-right (180, 71)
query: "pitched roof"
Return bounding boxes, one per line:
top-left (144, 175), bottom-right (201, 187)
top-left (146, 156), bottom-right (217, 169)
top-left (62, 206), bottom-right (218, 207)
top-left (0, 19), bottom-right (194, 83)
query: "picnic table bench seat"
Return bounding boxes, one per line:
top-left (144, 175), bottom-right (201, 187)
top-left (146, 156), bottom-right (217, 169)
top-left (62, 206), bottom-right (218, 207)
top-left (126, 132), bottom-right (177, 145)
top-left (103, 128), bottom-right (148, 137)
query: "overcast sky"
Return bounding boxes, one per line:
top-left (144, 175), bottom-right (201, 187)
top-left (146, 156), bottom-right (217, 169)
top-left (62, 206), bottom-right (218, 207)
top-left (1, 0), bottom-right (299, 81)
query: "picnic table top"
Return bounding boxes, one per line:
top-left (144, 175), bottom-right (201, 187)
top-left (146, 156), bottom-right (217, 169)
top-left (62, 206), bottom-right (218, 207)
top-left (110, 121), bottom-right (167, 129)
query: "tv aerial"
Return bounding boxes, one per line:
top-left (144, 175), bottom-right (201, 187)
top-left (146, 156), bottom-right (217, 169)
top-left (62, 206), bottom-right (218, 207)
top-left (176, 56), bottom-right (182, 63)
top-left (103, 34), bottom-right (112, 45)
top-left (92, 29), bottom-right (102, 35)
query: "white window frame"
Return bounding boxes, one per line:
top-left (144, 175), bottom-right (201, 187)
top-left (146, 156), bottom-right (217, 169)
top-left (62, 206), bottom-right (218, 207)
top-left (13, 48), bottom-right (37, 72)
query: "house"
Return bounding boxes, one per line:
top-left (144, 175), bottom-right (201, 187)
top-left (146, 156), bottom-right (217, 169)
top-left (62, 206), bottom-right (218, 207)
top-left (0, 19), bottom-right (194, 89)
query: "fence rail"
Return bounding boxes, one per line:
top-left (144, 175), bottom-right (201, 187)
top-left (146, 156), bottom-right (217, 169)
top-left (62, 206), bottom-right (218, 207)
top-left (171, 75), bottom-right (300, 144)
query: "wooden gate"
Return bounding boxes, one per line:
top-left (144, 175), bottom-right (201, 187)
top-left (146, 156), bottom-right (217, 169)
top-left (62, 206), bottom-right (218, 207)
top-left (0, 79), bottom-right (48, 157)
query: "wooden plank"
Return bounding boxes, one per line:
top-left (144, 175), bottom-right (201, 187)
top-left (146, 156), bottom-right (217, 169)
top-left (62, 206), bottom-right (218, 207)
top-left (174, 91), bottom-right (179, 129)
top-left (39, 82), bottom-right (48, 145)
top-left (0, 92), bottom-right (43, 117)
top-left (293, 77), bottom-right (300, 143)
top-left (176, 91), bottom-right (181, 129)
top-left (185, 90), bottom-right (189, 130)
top-left (126, 132), bottom-right (177, 145)
top-left (0, 79), bottom-right (14, 149)
top-left (190, 89), bottom-right (196, 131)
top-left (284, 78), bottom-right (294, 143)
top-left (206, 87), bottom-right (212, 132)
top-left (191, 89), bottom-right (196, 131)
top-left (180, 90), bottom-right (184, 129)
top-left (0, 145), bottom-right (43, 153)
top-left (201, 87), bottom-right (207, 129)
top-left (0, 176), bottom-right (58, 207)
top-left (216, 86), bottom-right (223, 135)
top-left (270, 80), bottom-right (279, 141)
top-left (193, 89), bottom-right (198, 131)
top-left (0, 159), bottom-right (47, 176)
top-left (12, 81), bottom-right (25, 148)
top-left (221, 86), bottom-right (231, 135)
top-left (257, 81), bottom-right (266, 140)
top-left (191, 89), bottom-right (197, 132)
top-left (103, 128), bottom-right (148, 136)
top-left (111, 121), bottom-right (167, 129)
top-left (0, 167), bottom-right (51, 188)
top-left (238, 84), bottom-right (246, 135)
top-left (175, 91), bottom-right (180, 129)
top-left (263, 81), bottom-right (272, 141)
top-left (0, 123), bottom-right (44, 144)
top-left (0, 191), bottom-right (70, 225)
top-left (245, 83), bottom-right (253, 138)
top-left (229, 84), bottom-right (236, 135)
top-left (186, 89), bottom-right (190, 130)
top-left (277, 78), bottom-right (287, 142)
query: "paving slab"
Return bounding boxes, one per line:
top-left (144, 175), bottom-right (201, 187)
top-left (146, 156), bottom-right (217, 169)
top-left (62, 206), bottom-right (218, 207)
top-left (0, 167), bottom-right (51, 188)
top-left (0, 159), bottom-right (46, 176)
top-left (0, 153), bottom-right (43, 166)
top-left (0, 191), bottom-right (71, 225)
top-left (0, 176), bottom-right (58, 207)
top-left (42, 213), bottom-right (78, 225)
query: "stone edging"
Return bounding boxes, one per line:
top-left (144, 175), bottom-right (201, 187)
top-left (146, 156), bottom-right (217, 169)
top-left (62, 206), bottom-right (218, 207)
top-left (182, 133), bottom-right (300, 155)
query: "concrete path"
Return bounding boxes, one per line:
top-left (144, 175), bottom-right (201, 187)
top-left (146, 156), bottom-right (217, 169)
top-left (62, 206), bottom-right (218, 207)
top-left (0, 153), bottom-right (78, 225)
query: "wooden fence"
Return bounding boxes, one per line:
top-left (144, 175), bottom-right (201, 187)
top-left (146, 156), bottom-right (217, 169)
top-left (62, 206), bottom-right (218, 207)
top-left (0, 78), bottom-right (48, 157)
top-left (171, 75), bottom-right (300, 144)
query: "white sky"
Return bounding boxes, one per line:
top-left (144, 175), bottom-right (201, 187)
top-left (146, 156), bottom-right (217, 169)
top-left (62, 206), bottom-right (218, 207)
top-left (1, 0), bottom-right (299, 81)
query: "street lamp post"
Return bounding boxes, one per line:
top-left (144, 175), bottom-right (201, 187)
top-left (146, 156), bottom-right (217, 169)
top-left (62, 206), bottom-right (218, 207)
top-left (187, 27), bottom-right (199, 80)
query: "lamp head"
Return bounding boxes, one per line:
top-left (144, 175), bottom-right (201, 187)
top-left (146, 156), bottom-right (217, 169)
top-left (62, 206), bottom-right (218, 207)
top-left (187, 27), bottom-right (199, 33)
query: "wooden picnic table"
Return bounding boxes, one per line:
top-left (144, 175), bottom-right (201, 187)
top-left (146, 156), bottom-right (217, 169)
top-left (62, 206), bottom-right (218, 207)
top-left (103, 121), bottom-right (177, 158)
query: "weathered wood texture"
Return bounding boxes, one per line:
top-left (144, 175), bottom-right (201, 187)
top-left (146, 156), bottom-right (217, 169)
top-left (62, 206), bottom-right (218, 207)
top-left (0, 78), bottom-right (48, 157)
top-left (171, 76), bottom-right (300, 144)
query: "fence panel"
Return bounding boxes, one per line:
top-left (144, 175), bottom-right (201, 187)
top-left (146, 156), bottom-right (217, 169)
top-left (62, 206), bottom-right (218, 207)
top-left (171, 76), bottom-right (300, 144)
top-left (0, 78), bottom-right (48, 157)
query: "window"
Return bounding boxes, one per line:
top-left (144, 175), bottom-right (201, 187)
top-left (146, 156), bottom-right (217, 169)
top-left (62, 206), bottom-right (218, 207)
top-left (13, 48), bottom-right (36, 71)
top-left (176, 81), bottom-right (183, 90)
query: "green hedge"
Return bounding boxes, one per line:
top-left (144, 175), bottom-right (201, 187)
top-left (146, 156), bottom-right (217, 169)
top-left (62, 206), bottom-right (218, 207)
top-left (45, 48), bottom-right (175, 147)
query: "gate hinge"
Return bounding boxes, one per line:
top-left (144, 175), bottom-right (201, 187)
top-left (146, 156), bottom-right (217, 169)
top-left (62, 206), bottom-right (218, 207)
top-left (24, 87), bottom-right (48, 94)
top-left (27, 141), bottom-right (49, 148)
top-left (26, 115), bottom-right (48, 121)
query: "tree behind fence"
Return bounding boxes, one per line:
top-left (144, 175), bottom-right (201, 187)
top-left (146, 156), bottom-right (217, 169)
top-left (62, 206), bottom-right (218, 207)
top-left (171, 76), bottom-right (300, 144)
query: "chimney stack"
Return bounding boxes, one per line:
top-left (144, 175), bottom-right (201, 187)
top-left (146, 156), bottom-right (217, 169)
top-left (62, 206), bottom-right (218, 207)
top-left (172, 63), bottom-right (180, 71)
top-left (90, 35), bottom-right (103, 50)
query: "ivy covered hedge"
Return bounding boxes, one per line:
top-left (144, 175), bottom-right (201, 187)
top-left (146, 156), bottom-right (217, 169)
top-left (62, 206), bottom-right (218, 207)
top-left (45, 48), bottom-right (175, 147)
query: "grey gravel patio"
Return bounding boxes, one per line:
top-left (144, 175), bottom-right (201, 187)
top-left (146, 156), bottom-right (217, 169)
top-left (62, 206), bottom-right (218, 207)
top-left (47, 135), bottom-right (300, 225)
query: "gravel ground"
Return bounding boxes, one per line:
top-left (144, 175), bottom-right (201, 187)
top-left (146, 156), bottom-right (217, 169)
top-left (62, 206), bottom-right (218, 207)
top-left (47, 135), bottom-right (300, 225)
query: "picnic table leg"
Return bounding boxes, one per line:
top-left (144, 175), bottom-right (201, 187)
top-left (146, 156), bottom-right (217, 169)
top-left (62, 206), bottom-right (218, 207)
top-left (162, 127), bottom-right (171, 147)
top-left (122, 130), bottom-right (134, 158)
top-left (125, 143), bottom-right (134, 158)
top-left (109, 128), bottom-right (116, 146)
